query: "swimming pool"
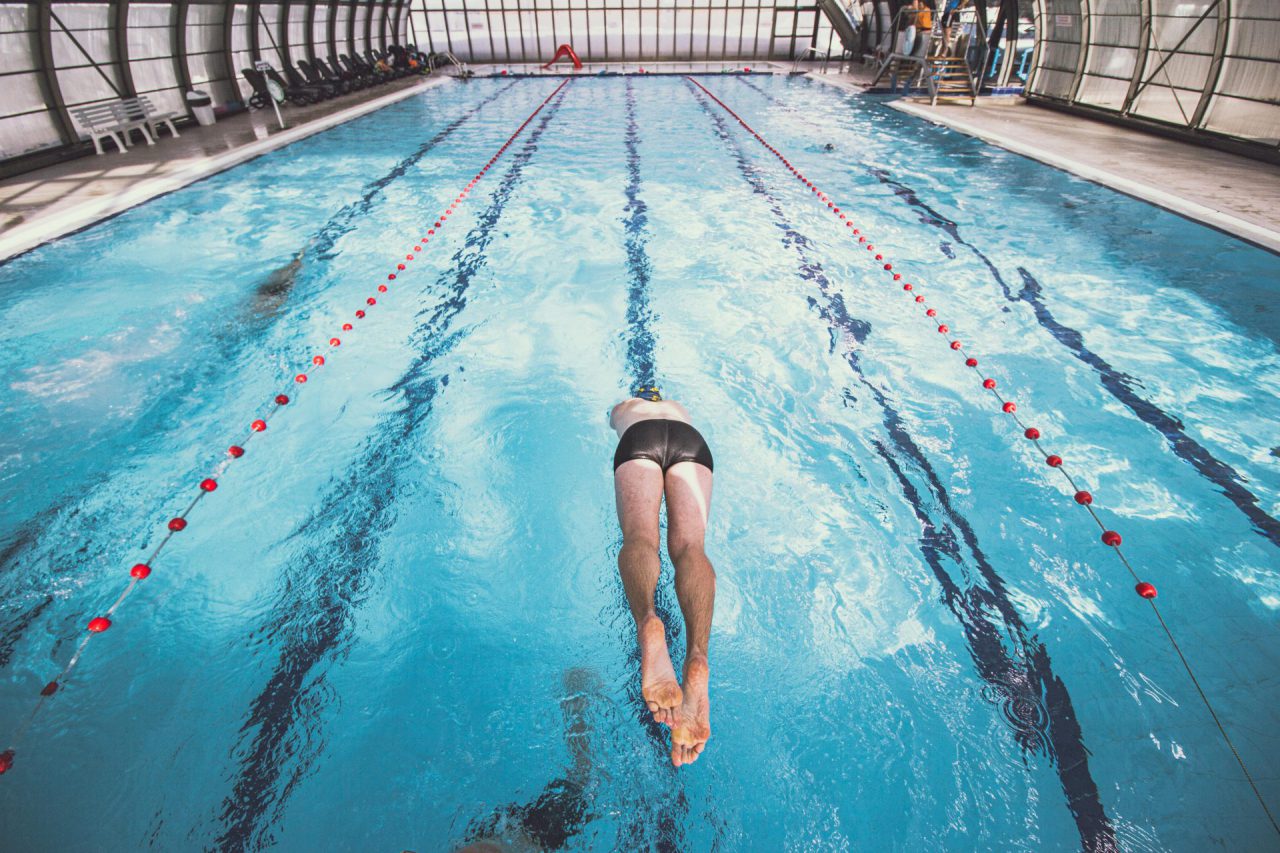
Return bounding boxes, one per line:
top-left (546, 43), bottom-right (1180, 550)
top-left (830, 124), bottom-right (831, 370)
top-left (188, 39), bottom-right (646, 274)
top-left (1, 72), bottom-right (1278, 850)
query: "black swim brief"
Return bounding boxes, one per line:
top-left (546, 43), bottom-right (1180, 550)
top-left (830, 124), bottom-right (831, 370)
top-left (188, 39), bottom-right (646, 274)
top-left (613, 419), bottom-right (714, 472)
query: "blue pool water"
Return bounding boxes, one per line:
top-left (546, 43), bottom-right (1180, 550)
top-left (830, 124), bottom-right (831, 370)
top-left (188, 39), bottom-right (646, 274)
top-left (1, 74), bottom-right (1279, 851)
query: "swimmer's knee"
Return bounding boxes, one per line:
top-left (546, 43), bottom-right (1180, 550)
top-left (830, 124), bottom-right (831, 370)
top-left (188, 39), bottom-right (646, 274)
top-left (668, 539), bottom-right (708, 566)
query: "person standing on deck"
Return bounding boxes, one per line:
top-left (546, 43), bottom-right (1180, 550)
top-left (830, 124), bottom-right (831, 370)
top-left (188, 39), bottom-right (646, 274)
top-left (609, 386), bottom-right (715, 767)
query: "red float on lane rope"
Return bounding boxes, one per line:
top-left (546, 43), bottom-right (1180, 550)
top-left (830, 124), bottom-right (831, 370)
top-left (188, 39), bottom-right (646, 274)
top-left (167, 518), bottom-right (187, 531)
top-left (87, 617), bottom-right (111, 633)
top-left (131, 563), bottom-right (152, 579)
top-left (200, 478), bottom-right (218, 491)
top-left (1136, 582), bottom-right (1157, 598)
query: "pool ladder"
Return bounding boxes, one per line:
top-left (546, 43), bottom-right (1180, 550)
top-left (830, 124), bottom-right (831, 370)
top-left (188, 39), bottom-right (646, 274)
top-left (791, 46), bottom-right (831, 75)
top-left (429, 51), bottom-right (471, 77)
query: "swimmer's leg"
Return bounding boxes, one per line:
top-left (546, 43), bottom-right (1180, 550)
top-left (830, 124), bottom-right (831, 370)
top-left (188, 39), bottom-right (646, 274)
top-left (663, 461), bottom-right (715, 767)
top-left (614, 459), bottom-right (683, 726)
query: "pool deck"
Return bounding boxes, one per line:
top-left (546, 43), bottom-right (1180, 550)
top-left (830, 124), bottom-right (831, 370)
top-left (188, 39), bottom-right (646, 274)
top-left (0, 74), bottom-right (443, 262)
top-left (806, 69), bottom-right (1280, 253)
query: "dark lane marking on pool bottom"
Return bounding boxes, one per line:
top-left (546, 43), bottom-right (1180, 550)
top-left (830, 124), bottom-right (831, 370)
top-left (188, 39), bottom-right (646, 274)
top-left (309, 80), bottom-right (520, 261)
top-left (211, 84), bottom-right (572, 852)
top-left (737, 76), bottom-right (1280, 551)
top-left (622, 77), bottom-right (658, 389)
top-left (0, 82), bottom-right (527, 670)
top-left (687, 80), bottom-right (1118, 852)
top-left (613, 80), bottom-right (698, 850)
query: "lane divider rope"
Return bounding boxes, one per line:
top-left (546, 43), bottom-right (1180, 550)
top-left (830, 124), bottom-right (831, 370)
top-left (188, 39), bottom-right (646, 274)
top-left (684, 76), bottom-right (1279, 838)
top-left (0, 78), bottom-right (571, 778)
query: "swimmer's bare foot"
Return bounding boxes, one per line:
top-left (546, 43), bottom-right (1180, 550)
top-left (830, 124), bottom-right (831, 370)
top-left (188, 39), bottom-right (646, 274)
top-left (670, 655), bottom-right (711, 767)
top-left (639, 615), bottom-right (682, 726)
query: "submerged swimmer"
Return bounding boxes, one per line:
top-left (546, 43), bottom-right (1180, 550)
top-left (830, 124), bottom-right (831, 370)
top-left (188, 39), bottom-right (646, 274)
top-left (457, 668), bottom-right (600, 852)
top-left (609, 386), bottom-right (715, 767)
top-left (250, 248), bottom-right (306, 316)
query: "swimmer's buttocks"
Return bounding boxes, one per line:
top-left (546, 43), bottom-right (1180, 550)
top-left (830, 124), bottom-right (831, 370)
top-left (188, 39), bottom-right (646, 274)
top-left (613, 419), bottom-right (714, 472)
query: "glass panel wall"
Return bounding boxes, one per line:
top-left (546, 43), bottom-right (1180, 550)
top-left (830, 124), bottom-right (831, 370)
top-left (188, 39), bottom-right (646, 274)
top-left (1128, 0), bottom-right (1217, 125)
top-left (287, 1), bottom-right (310, 62)
top-left (127, 1), bottom-right (185, 116)
top-left (1028, 0), bottom-right (1280, 154)
top-left (405, 0), bottom-right (820, 62)
top-left (352, 1), bottom-right (370, 54)
top-left (0, 3), bottom-right (64, 158)
top-left (1075, 0), bottom-right (1140, 110)
top-left (1202, 0), bottom-right (1280, 144)
top-left (187, 2), bottom-right (235, 106)
top-left (50, 2), bottom-right (124, 119)
top-left (229, 2), bottom-right (254, 100)
top-left (334, 1), bottom-right (353, 55)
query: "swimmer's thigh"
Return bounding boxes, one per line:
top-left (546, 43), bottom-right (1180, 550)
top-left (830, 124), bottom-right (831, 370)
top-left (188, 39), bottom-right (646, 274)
top-left (664, 462), bottom-right (713, 554)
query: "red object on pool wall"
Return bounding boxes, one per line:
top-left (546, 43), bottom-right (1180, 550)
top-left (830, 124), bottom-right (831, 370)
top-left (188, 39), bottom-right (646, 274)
top-left (543, 44), bottom-right (583, 70)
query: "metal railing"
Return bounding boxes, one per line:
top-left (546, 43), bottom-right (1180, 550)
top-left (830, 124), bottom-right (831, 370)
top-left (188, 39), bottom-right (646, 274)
top-left (428, 51), bottom-right (469, 76)
top-left (791, 45), bottom-right (831, 73)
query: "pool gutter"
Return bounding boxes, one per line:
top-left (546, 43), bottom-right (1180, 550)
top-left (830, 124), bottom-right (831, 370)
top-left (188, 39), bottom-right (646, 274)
top-left (0, 77), bottom-right (447, 263)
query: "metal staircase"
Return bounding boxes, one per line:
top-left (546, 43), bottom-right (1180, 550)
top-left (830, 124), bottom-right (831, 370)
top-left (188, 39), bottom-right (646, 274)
top-left (871, 51), bottom-right (977, 106)
top-left (923, 55), bottom-right (977, 105)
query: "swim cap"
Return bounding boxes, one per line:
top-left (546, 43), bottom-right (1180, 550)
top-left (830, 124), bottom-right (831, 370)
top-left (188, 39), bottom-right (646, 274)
top-left (633, 385), bottom-right (662, 402)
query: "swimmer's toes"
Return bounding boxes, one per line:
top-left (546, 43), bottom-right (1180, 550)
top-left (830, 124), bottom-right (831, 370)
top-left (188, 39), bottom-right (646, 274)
top-left (638, 618), bottom-right (683, 724)
top-left (643, 679), bottom-right (683, 723)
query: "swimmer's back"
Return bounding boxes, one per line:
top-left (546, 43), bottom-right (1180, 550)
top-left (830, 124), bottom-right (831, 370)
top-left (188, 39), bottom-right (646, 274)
top-left (609, 398), bottom-right (692, 437)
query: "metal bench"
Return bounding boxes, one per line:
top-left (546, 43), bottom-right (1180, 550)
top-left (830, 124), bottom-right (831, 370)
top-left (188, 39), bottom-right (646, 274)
top-left (68, 96), bottom-right (181, 155)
